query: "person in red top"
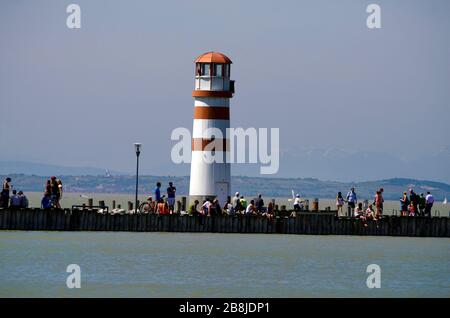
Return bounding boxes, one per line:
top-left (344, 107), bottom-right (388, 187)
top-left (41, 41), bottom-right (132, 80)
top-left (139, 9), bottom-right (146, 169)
top-left (45, 179), bottom-right (51, 196)
top-left (374, 190), bottom-right (384, 218)
top-left (157, 199), bottom-right (169, 215)
top-left (408, 202), bottom-right (416, 217)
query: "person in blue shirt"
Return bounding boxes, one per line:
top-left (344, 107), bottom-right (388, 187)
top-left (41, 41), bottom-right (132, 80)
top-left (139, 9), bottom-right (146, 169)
top-left (346, 187), bottom-right (357, 217)
top-left (167, 182), bottom-right (176, 213)
top-left (41, 193), bottom-right (52, 209)
top-left (154, 182), bottom-right (162, 202)
top-left (10, 190), bottom-right (21, 208)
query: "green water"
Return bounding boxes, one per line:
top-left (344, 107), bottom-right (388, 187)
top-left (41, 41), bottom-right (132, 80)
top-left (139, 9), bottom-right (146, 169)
top-left (0, 231), bottom-right (449, 297)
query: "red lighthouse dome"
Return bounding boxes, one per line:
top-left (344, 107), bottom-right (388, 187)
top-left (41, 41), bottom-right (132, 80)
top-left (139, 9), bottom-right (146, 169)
top-left (195, 52), bottom-right (232, 64)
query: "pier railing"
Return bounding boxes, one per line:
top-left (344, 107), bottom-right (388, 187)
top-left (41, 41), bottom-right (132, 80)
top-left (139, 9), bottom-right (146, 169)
top-left (0, 208), bottom-right (448, 237)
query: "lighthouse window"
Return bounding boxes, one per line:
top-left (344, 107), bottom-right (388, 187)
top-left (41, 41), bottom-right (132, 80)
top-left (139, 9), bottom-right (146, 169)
top-left (224, 64), bottom-right (230, 77)
top-left (215, 64), bottom-right (223, 77)
top-left (201, 63), bottom-right (211, 76)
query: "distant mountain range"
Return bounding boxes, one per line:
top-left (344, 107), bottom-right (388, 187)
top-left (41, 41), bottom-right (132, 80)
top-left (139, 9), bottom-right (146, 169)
top-left (0, 146), bottom-right (450, 183)
top-left (231, 146), bottom-right (450, 184)
top-left (0, 161), bottom-right (125, 177)
top-left (2, 174), bottom-right (449, 201)
top-left (2, 145), bottom-right (449, 184)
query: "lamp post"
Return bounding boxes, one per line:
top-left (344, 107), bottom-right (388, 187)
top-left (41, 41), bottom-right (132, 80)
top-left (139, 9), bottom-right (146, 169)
top-left (134, 143), bottom-right (142, 213)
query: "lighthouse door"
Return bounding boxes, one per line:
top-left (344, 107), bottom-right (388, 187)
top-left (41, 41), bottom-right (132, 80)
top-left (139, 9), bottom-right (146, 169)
top-left (215, 182), bottom-right (228, 206)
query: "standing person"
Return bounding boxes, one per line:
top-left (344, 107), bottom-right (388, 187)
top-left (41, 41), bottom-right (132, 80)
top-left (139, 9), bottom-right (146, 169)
top-left (425, 192), bottom-right (434, 218)
top-left (418, 193), bottom-right (426, 216)
top-left (255, 194), bottom-right (265, 213)
top-left (374, 190), bottom-right (383, 218)
top-left (57, 179), bottom-right (63, 209)
top-left (50, 176), bottom-right (59, 208)
top-left (400, 192), bottom-right (410, 216)
top-left (1, 177), bottom-right (12, 208)
top-left (166, 182), bottom-right (176, 213)
top-left (379, 188), bottom-right (385, 213)
top-left (45, 179), bottom-right (51, 196)
top-left (19, 191), bottom-right (29, 208)
top-left (154, 182), bottom-right (162, 202)
top-left (336, 192), bottom-right (345, 216)
top-left (346, 187), bottom-right (357, 217)
top-left (293, 194), bottom-right (303, 211)
top-left (10, 190), bottom-right (21, 208)
top-left (409, 189), bottom-right (419, 213)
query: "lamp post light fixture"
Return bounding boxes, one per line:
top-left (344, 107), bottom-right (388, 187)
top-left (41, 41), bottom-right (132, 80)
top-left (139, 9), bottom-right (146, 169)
top-left (134, 143), bottom-right (142, 213)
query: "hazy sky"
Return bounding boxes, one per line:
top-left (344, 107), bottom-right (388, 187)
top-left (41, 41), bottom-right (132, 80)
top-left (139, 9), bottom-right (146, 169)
top-left (1, 0), bottom-right (449, 177)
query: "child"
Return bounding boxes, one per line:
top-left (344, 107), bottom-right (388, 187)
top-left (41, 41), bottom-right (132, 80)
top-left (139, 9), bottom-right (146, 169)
top-left (336, 192), bottom-right (345, 216)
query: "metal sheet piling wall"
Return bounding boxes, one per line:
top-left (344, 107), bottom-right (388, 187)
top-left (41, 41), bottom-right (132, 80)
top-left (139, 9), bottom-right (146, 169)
top-left (0, 208), bottom-right (449, 237)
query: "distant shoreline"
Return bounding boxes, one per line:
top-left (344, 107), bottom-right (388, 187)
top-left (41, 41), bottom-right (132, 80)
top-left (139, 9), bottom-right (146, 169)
top-left (3, 174), bottom-right (450, 201)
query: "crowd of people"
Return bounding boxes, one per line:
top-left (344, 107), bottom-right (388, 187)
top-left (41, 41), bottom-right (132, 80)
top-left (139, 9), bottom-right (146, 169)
top-left (0, 177), bottom-right (439, 220)
top-left (188, 192), bottom-right (275, 221)
top-left (1, 177), bottom-right (29, 208)
top-left (42, 176), bottom-right (63, 209)
top-left (335, 187), bottom-right (435, 219)
top-left (140, 181), bottom-right (177, 214)
top-left (0, 176), bottom-right (63, 209)
top-left (399, 189), bottom-right (434, 217)
top-left (140, 183), bottom-right (276, 221)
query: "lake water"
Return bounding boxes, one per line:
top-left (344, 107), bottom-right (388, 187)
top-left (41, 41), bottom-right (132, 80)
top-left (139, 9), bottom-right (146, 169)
top-left (0, 231), bottom-right (449, 298)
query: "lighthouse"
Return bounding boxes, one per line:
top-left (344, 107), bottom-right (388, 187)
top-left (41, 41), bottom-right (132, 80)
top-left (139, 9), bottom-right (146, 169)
top-left (189, 52), bottom-right (235, 205)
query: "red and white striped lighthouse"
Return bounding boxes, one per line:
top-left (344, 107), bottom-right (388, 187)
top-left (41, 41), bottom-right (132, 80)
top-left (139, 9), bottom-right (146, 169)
top-left (189, 52), bottom-right (235, 205)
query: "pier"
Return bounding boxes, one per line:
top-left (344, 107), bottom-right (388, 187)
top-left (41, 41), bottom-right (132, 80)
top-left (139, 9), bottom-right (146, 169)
top-left (0, 208), bottom-right (449, 237)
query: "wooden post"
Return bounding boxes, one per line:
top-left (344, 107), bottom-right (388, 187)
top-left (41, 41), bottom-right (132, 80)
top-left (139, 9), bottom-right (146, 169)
top-left (128, 201), bottom-right (133, 211)
top-left (182, 196), bottom-right (187, 211)
top-left (88, 198), bottom-right (93, 208)
top-left (112, 200), bottom-right (116, 209)
top-left (312, 198), bottom-right (319, 212)
top-left (99, 200), bottom-right (105, 208)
